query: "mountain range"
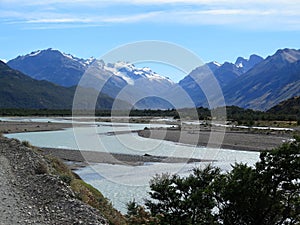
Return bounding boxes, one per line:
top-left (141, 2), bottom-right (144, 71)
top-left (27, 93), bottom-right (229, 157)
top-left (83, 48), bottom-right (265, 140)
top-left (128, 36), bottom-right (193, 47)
top-left (223, 49), bottom-right (300, 110)
top-left (0, 60), bottom-right (128, 109)
top-left (4, 48), bottom-right (300, 110)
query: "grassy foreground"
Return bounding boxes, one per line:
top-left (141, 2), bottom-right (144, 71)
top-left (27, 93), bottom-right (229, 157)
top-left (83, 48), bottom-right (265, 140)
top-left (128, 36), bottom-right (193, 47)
top-left (42, 153), bottom-right (127, 225)
top-left (15, 138), bottom-right (127, 225)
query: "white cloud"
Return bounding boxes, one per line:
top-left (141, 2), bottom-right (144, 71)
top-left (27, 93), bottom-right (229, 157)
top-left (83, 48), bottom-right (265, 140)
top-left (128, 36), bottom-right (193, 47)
top-left (25, 18), bottom-right (91, 24)
top-left (1, 0), bottom-right (300, 30)
top-left (100, 11), bottom-right (162, 23)
top-left (1, 0), bottom-right (299, 4)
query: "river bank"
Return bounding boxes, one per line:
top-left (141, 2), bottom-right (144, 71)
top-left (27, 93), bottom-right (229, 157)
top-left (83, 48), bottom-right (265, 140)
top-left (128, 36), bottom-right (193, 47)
top-left (0, 118), bottom-right (276, 215)
top-left (138, 126), bottom-right (294, 151)
top-left (40, 147), bottom-right (205, 168)
top-left (1, 119), bottom-right (295, 152)
top-left (0, 120), bottom-right (73, 133)
top-left (0, 136), bottom-right (110, 225)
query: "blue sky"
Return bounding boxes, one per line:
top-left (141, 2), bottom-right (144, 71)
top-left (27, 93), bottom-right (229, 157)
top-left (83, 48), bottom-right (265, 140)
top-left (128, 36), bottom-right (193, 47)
top-left (1, 0), bottom-right (300, 81)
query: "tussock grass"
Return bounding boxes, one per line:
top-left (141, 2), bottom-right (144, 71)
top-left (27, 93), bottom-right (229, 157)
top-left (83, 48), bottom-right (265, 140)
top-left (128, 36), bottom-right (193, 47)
top-left (46, 155), bottom-right (127, 225)
top-left (22, 140), bottom-right (32, 148)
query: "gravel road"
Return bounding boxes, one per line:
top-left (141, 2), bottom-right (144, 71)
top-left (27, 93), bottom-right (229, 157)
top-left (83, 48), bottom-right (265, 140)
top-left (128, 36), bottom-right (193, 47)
top-left (0, 137), bottom-right (109, 225)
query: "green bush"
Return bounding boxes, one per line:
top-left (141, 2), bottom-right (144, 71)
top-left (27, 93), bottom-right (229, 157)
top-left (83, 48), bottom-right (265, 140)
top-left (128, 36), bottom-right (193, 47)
top-left (136, 140), bottom-right (300, 225)
top-left (59, 174), bottom-right (72, 185)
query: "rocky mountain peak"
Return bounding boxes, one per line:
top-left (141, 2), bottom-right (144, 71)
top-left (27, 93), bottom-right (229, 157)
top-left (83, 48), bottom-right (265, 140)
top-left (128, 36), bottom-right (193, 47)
top-left (235, 54), bottom-right (263, 73)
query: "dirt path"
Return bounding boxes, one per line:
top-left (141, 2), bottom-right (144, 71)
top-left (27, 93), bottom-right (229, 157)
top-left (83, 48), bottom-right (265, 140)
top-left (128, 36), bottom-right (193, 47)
top-left (0, 137), bottom-right (109, 225)
top-left (0, 154), bottom-right (50, 224)
top-left (0, 156), bottom-right (28, 224)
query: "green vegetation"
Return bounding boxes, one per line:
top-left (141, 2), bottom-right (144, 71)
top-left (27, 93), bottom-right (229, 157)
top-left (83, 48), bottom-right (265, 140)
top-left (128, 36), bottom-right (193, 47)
top-left (0, 108), bottom-right (115, 116)
top-left (267, 96), bottom-right (300, 116)
top-left (14, 139), bottom-right (127, 224)
top-left (126, 201), bottom-right (160, 225)
top-left (46, 155), bottom-right (127, 225)
top-left (127, 139), bottom-right (300, 225)
top-left (1, 104), bottom-right (299, 127)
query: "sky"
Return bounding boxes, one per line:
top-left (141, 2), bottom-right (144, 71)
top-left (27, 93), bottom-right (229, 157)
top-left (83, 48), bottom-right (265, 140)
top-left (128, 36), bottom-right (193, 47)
top-left (1, 0), bottom-right (300, 81)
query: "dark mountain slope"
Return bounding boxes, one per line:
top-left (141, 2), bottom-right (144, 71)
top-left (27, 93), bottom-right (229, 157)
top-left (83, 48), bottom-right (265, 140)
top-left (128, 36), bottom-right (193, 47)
top-left (223, 49), bottom-right (300, 110)
top-left (0, 61), bottom-right (127, 109)
top-left (267, 96), bottom-right (300, 116)
top-left (178, 54), bottom-right (264, 107)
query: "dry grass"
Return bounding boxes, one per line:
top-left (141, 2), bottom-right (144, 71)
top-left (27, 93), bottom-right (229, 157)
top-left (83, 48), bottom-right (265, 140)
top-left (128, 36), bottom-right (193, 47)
top-left (46, 155), bottom-right (128, 225)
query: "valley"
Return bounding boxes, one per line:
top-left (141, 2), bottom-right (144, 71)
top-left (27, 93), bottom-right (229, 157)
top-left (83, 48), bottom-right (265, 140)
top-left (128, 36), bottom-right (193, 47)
top-left (1, 1), bottom-right (300, 223)
top-left (0, 47), bottom-right (299, 224)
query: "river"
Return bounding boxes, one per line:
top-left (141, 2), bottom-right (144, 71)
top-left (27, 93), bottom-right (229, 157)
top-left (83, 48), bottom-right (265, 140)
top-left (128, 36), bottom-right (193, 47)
top-left (3, 117), bottom-right (260, 213)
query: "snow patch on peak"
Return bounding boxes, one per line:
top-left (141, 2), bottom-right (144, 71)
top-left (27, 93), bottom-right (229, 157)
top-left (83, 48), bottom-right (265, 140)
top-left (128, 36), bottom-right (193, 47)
top-left (98, 61), bottom-right (175, 86)
top-left (212, 61), bottom-right (222, 67)
top-left (27, 48), bottom-right (61, 58)
top-left (62, 52), bottom-right (75, 60)
top-left (83, 57), bottom-right (96, 66)
top-left (236, 62), bottom-right (244, 68)
top-left (28, 50), bottom-right (42, 57)
top-left (60, 51), bottom-right (96, 67)
top-left (142, 67), bottom-right (152, 72)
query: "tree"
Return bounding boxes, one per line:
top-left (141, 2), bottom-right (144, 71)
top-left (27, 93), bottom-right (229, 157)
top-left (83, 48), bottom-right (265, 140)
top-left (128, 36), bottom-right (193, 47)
top-left (216, 138), bottom-right (300, 225)
top-left (255, 138), bottom-right (300, 224)
top-left (145, 166), bottom-right (220, 225)
top-left (126, 200), bottom-right (160, 225)
top-left (140, 139), bottom-right (300, 225)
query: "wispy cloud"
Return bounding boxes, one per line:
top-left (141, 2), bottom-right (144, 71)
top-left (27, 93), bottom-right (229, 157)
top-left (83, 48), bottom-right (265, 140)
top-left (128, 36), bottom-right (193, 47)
top-left (1, 0), bottom-right (300, 30)
top-left (100, 11), bottom-right (162, 23)
top-left (25, 18), bottom-right (91, 24)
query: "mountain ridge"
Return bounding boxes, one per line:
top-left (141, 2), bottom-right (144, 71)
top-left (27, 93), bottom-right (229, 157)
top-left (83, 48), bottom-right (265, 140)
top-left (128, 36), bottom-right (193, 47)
top-left (6, 48), bottom-right (300, 110)
top-left (8, 49), bottom-right (176, 109)
top-left (223, 48), bottom-right (300, 110)
top-left (0, 61), bottom-right (129, 109)
top-left (8, 48), bottom-right (94, 87)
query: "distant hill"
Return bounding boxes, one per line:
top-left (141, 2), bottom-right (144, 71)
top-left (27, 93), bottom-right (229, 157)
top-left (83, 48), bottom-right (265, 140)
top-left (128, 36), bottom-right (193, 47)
top-left (267, 96), bottom-right (300, 116)
top-left (178, 54), bottom-right (263, 107)
top-left (0, 61), bottom-right (128, 109)
top-left (223, 48), bottom-right (300, 110)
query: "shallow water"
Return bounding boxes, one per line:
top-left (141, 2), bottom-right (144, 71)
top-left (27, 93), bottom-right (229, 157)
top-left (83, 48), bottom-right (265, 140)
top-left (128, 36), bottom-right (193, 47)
top-left (4, 117), bottom-right (260, 213)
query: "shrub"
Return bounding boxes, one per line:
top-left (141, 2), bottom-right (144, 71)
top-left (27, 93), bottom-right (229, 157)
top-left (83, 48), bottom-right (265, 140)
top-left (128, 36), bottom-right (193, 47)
top-left (35, 161), bottom-right (48, 174)
top-left (142, 140), bottom-right (300, 225)
top-left (59, 174), bottom-right (72, 185)
top-left (22, 140), bottom-right (32, 148)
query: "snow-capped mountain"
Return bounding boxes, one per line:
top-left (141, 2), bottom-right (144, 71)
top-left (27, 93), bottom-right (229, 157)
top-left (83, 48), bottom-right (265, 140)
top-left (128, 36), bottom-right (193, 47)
top-left (103, 61), bottom-right (174, 86)
top-left (8, 49), bottom-right (176, 109)
top-left (80, 60), bottom-right (176, 109)
top-left (8, 48), bottom-right (95, 87)
top-left (7, 47), bottom-right (300, 110)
